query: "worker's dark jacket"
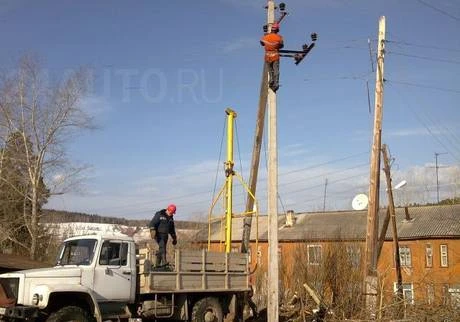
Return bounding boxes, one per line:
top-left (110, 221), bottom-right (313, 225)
top-left (149, 209), bottom-right (177, 240)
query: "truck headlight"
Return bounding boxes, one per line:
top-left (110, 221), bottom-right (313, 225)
top-left (32, 293), bottom-right (42, 305)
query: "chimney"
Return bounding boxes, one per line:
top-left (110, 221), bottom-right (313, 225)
top-left (404, 207), bottom-right (411, 221)
top-left (285, 210), bottom-right (296, 227)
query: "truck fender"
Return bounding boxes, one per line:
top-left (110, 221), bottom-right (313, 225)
top-left (32, 284), bottom-right (102, 322)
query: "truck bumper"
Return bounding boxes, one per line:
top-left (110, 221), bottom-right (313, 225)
top-left (0, 306), bottom-right (38, 320)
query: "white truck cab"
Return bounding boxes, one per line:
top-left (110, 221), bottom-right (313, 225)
top-left (0, 234), bottom-right (252, 322)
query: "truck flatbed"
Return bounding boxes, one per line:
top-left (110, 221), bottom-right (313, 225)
top-left (139, 249), bottom-right (250, 293)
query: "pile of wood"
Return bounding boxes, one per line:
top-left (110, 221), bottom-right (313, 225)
top-left (279, 283), bottom-right (328, 322)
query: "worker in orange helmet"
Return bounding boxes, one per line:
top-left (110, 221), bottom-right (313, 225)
top-left (260, 22), bottom-right (284, 92)
top-left (148, 204), bottom-right (177, 267)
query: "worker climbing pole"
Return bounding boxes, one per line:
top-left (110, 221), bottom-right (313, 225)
top-left (259, 2), bottom-right (318, 92)
top-left (241, 0), bottom-right (318, 258)
top-left (241, 2), bottom-right (318, 321)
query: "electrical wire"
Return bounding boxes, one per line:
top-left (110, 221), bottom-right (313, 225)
top-left (387, 82), bottom-right (460, 163)
top-left (385, 79), bottom-right (460, 94)
top-left (211, 116), bottom-right (227, 205)
top-left (387, 51), bottom-right (460, 65)
top-left (414, 0), bottom-right (460, 22)
top-left (386, 40), bottom-right (460, 53)
top-left (63, 153), bottom-right (372, 216)
top-left (234, 119), bottom-right (244, 179)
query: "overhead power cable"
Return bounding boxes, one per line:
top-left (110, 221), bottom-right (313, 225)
top-left (388, 51), bottom-right (460, 65)
top-left (387, 40), bottom-right (460, 53)
top-left (387, 83), bottom-right (460, 162)
top-left (72, 152), bottom-right (370, 215)
top-left (386, 79), bottom-right (460, 94)
top-left (414, 0), bottom-right (460, 22)
top-left (212, 114), bottom-right (226, 206)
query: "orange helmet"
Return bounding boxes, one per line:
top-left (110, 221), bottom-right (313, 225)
top-left (167, 204), bottom-right (177, 214)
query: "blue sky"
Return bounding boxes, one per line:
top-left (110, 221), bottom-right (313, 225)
top-left (1, 0), bottom-right (459, 220)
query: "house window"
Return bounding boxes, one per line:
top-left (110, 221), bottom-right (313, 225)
top-left (399, 246), bottom-right (411, 267)
top-left (442, 284), bottom-right (450, 305)
top-left (425, 244), bottom-right (433, 268)
top-left (346, 245), bottom-right (361, 268)
top-left (395, 283), bottom-right (414, 304)
top-left (440, 244), bottom-right (448, 267)
top-left (448, 284), bottom-right (460, 308)
top-left (307, 245), bottom-right (322, 265)
top-left (426, 284), bottom-right (435, 305)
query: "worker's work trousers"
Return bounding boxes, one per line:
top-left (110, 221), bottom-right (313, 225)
top-left (155, 234), bottom-right (168, 266)
top-left (266, 60), bottom-right (280, 92)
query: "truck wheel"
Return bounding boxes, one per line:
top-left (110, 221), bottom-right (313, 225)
top-left (46, 306), bottom-right (95, 322)
top-left (191, 297), bottom-right (223, 322)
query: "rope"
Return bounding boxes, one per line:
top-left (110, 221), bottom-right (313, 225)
top-left (211, 117), bottom-right (226, 205)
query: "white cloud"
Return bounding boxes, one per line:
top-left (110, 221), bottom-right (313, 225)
top-left (79, 95), bottom-right (112, 118)
top-left (218, 37), bottom-right (258, 54)
top-left (385, 128), bottom-right (433, 137)
top-left (45, 156), bottom-right (460, 220)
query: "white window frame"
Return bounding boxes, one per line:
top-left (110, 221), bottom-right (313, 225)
top-left (426, 284), bottom-right (435, 305)
top-left (440, 244), bottom-right (448, 267)
top-left (425, 244), bottom-right (433, 268)
top-left (399, 245), bottom-right (412, 267)
top-left (307, 245), bottom-right (322, 265)
top-left (395, 283), bottom-right (414, 304)
top-left (346, 245), bottom-right (361, 268)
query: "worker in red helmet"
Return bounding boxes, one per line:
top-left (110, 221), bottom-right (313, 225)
top-left (148, 204), bottom-right (177, 267)
top-left (260, 22), bottom-right (284, 92)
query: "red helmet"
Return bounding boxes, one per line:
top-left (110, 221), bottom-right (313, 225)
top-left (167, 204), bottom-right (177, 214)
top-left (271, 23), bottom-right (280, 31)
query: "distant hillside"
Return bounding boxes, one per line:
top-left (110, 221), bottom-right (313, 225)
top-left (42, 209), bottom-right (206, 230)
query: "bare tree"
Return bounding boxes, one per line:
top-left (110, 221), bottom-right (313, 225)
top-left (0, 55), bottom-right (94, 259)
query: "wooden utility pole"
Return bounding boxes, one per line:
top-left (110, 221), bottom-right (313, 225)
top-left (266, 1), bottom-right (279, 321)
top-left (241, 63), bottom-right (268, 254)
top-left (382, 144), bottom-right (403, 318)
top-left (364, 16), bottom-right (386, 315)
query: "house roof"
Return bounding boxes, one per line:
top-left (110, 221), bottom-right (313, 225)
top-left (200, 204), bottom-right (460, 242)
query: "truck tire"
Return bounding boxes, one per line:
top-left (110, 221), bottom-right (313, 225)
top-left (191, 297), bottom-right (223, 322)
top-left (46, 306), bottom-right (95, 322)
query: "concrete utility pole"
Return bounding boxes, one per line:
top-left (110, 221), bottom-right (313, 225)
top-left (382, 144), bottom-right (403, 319)
top-left (266, 1), bottom-right (279, 321)
top-left (364, 15), bottom-right (386, 316)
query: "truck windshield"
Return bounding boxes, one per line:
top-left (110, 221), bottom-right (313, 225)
top-left (56, 239), bottom-right (98, 266)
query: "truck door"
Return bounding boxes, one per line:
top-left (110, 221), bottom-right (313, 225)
top-left (93, 240), bottom-right (133, 302)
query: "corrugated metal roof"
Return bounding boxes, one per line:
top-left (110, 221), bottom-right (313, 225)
top-left (202, 204), bottom-right (460, 242)
top-left (392, 205), bottom-right (460, 239)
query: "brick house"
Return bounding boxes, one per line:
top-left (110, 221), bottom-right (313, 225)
top-left (202, 204), bottom-right (460, 307)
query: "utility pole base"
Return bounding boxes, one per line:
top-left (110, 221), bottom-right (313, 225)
top-left (364, 275), bottom-right (378, 319)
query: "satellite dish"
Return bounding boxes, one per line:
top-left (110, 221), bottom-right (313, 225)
top-left (352, 194), bottom-right (369, 210)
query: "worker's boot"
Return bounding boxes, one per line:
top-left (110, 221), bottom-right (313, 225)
top-left (155, 251), bottom-right (162, 267)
